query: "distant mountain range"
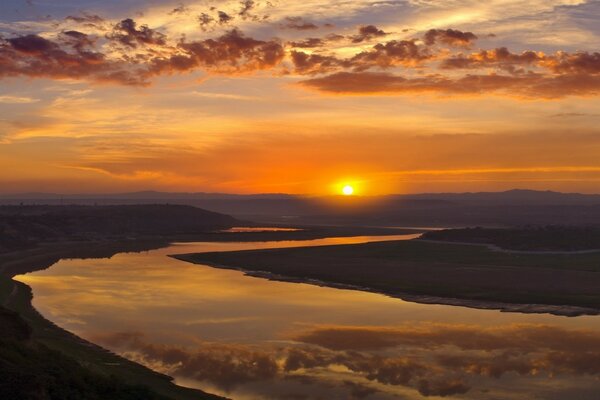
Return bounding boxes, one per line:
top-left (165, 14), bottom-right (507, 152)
top-left (3, 189), bottom-right (600, 226)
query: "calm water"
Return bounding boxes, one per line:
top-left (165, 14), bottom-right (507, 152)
top-left (16, 234), bottom-right (600, 400)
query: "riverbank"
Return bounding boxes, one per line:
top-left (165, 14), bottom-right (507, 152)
top-left (0, 225), bottom-right (422, 399)
top-left (0, 239), bottom-right (225, 400)
top-left (175, 239), bottom-right (600, 317)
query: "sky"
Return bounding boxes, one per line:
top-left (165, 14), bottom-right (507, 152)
top-left (1, 0), bottom-right (599, 195)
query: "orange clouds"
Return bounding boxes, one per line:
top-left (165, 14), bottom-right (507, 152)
top-left (1, 10), bottom-right (599, 101)
top-left (148, 29), bottom-right (285, 77)
top-left (0, 33), bottom-right (143, 85)
top-left (299, 71), bottom-right (600, 98)
top-left (423, 28), bottom-right (478, 47)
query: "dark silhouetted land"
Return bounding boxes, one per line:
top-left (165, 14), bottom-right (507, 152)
top-left (177, 231), bottom-right (600, 316)
top-left (6, 189), bottom-right (600, 226)
top-left (422, 226), bottom-right (600, 251)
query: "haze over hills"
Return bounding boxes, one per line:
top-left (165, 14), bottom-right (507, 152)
top-left (3, 189), bottom-right (600, 227)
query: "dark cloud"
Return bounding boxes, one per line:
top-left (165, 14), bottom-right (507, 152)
top-left (441, 47), bottom-right (543, 72)
top-left (424, 28), bottom-right (477, 46)
top-left (61, 30), bottom-right (95, 52)
top-left (169, 3), bottom-right (191, 15)
top-left (108, 18), bottom-right (166, 48)
top-left (239, 0), bottom-right (257, 19)
top-left (351, 25), bottom-right (388, 43)
top-left (0, 26), bottom-right (284, 86)
top-left (299, 71), bottom-right (600, 98)
top-left (3, 8), bottom-right (599, 101)
top-left (151, 29), bottom-right (285, 75)
top-left (350, 39), bottom-right (431, 69)
top-left (290, 38), bottom-right (431, 75)
top-left (288, 34), bottom-right (345, 49)
top-left (342, 380), bottom-right (380, 399)
top-left (547, 51), bottom-right (600, 75)
top-left (288, 38), bottom-right (325, 48)
top-left (290, 51), bottom-right (347, 74)
top-left (282, 17), bottom-right (319, 30)
top-left (65, 13), bottom-right (105, 25)
top-left (218, 11), bottom-right (234, 25)
top-left (0, 34), bottom-right (145, 85)
top-left (197, 13), bottom-right (215, 29)
top-left (7, 34), bottom-right (57, 54)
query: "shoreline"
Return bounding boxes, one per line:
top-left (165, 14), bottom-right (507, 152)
top-left (0, 239), bottom-right (226, 400)
top-left (0, 226), bottom-right (422, 400)
top-left (172, 256), bottom-right (599, 317)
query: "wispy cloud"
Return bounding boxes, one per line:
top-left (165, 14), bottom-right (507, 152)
top-left (0, 95), bottom-right (39, 103)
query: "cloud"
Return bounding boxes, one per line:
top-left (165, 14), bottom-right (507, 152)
top-left (423, 28), bottom-right (478, 47)
top-left (290, 51), bottom-right (347, 75)
top-left (0, 95), bottom-right (39, 104)
top-left (547, 51), bottom-right (600, 75)
top-left (0, 3), bottom-right (598, 102)
top-left (349, 39), bottom-right (432, 69)
top-left (298, 71), bottom-right (600, 98)
top-left (65, 13), bottom-right (106, 27)
top-left (0, 26), bottom-right (285, 85)
top-left (238, 0), bottom-right (259, 20)
top-left (441, 47), bottom-right (544, 71)
top-left (288, 34), bottom-right (345, 49)
top-left (0, 34), bottom-right (146, 85)
top-left (351, 25), bottom-right (388, 43)
top-left (197, 13), bottom-right (215, 29)
top-left (151, 29), bottom-right (285, 75)
top-left (107, 18), bottom-right (167, 48)
top-left (218, 11), bottom-right (234, 25)
top-left (288, 38), bottom-right (325, 48)
top-left (169, 4), bottom-right (191, 16)
top-left (282, 16), bottom-right (319, 30)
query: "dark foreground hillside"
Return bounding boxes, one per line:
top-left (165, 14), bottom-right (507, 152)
top-left (0, 306), bottom-right (172, 400)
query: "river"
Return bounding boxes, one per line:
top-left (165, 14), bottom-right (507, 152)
top-left (15, 233), bottom-right (600, 400)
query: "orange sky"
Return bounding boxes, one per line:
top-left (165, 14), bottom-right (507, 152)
top-left (1, 0), bottom-right (599, 195)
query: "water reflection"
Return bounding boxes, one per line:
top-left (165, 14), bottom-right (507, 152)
top-left (219, 227), bottom-right (303, 232)
top-left (16, 235), bottom-right (600, 400)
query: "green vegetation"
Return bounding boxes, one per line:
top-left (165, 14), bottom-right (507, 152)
top-left (179, 239), bottom-right (600, 312)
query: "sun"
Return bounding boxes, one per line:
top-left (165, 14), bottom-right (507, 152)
top-left (342, 185), bottom-right (354, 196)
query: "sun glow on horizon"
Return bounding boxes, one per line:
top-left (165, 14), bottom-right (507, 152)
top-left (342, 185), bottom-right (354, 196)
